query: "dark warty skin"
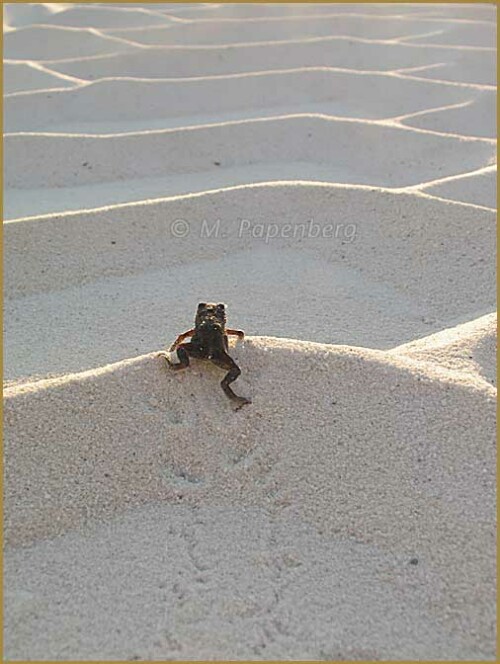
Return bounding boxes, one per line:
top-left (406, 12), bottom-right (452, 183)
top-left (158, 302), bottom-right (251, 409)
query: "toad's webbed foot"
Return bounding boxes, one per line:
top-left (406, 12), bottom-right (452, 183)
top-left (232, 395), bottom-right (252, 410)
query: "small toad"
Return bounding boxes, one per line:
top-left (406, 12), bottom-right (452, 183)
top-left (158, 302), bottom-right (251, 409)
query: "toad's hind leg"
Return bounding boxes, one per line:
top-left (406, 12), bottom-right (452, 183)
top-left (210, 351), bottom-right (251, 409)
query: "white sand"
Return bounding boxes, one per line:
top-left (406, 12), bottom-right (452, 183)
top-left (103, 15), bottom-right (495, 47)
top-left (3, 61), bottom-right (81, 94)
top-left (3, 121), bottom-right (495, 219)
top-left (401, 90), bottom-right (496, 138)
top-left (392, 312), bottom-right (496, 386)
top-left (4, 343), bottom-right (496, 660)
top-left (3, 24), bottom-right (140, 60)
top-left (3, 3), bottom-right (497, 661)
top-left (4, 69), bottom-right (477, 132)
top-left (421, 164), bottom-right (497, 208)
top-left (40, 39), bottom-right (496, 87)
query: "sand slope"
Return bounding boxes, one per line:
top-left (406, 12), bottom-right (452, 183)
top-left (392, 312), bottom-right (496, 387)
top-left (158, 3), bottom-right (498, 21)
top-left (421, 164), bottom-right (497, 208)
top-left (4, 68), bottom-right (475, 133)
top-left (5, 115), bottom-right (494, 189)
top-left (29, 5), bottom-right (176, 29)
top-left (4, 179), bottom-right (495, 411)
top-left (403, 20), bottom-right (496, 48)
top-left (402, 90), bottom-right (496, 139)
top-left (107, 15), bottom-right (468, 48)
top-left (3, 24), bottom-right (139, 60)
top-left (3, 60), bottom-right (81, 94)
top-left (3, 118), bottom-right (495, 220)
top-left (4, 339), bottom-right (495, 659)
top-left (4, 183), bottom-right (495, 303)
top-left (3, 3), bottom-right (496, 661)
top-left (4, 183), bottom-right (496, 388)
top-left (41, 39), bottom-right (495, 86)
top-left (3, 2), bottom-right (70, 29)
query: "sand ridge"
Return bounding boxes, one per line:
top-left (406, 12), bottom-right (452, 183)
top-left (419, 163), bottom-right (497, 208)
top-left (3, 115), bottom-right (495, 220)
top-left (4, 114), bottom-right (494, 184)
top-left (5, 338), bottom-right (495, 546)
top-left (3, 23), bottom-right (141, 61)
top-left (4, 339), bottom-right (495, 657)
top-left (3, 60), bottom-right (83, 94)
top-left (4, 182), bottom-right (495, 301)
top-left (102, 14), bottom-right (495, 47)
top-left (4, 67), bottom-right (479, 132)
top-left (399, 89), bottom-right (495, 138)
top-left (38, 37), bottom-right (496, 87)
top-left (3, 2), bottom-right (496, 660)
top-left (392, 312), bottom-right (496, 387)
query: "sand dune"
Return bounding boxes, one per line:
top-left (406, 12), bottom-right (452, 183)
top-left (2, 1), bottom-right (70, 29)
top-left (418, 4), bottom-right (497, 21)
top-left (393, 312), bottom-right (496, 387)
top-left (4, 69), bottom-right (475, 134)
top-left (420, 165), bottom-right (497, 208)
top-left (7, 337), bottom-right (494, 546)
top-left (159, 3), bottom-right (445, 18)
top-left (401, 90), bottom-right (496, 139)
top-left (399, 50), bottom-right (496, 87)
top-left (4, 338), bottom-right (495, 659)
top-left (127, 2), bottom-right (217, 13)
top-left (6, 502), bottom-right (472, 661)
top-left (43, 38), bottom-right (495, 87)
top-left (155, 3), bottom-right (496, 20)
top-left (3, 60), bottom-right (81, 94)
top-left (105, 15), bottom-right (479, 46)
top-left (4, 237), bottom-right (494, 384)
top-left (30, 5), bottom-right (176, 29)
top-left (5, 3), bottom-right (172, 30)
top-left (4, 117), bottom-right (494, 211)
top-left (4, 245), bottom-right (440, 383)
top-left (179, 2), bottom-right (496, 22)
top-left (4, 3), bottom-right (496, 660)
top-left (403, 20), bottom-right (496, 48)
top-left (3, 24), bottom-right (139, 61)
top-left (4, 182), bottom-right (495, 390)
top-left (4, 184), bottom-right (494, 327)
top-left (10, 163), bottom-right (495, 222)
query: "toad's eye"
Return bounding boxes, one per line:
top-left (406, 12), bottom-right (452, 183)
top-left (198, 302), bottom-right (207, 309)
top-left (216, 303), bottom-right (225, 311)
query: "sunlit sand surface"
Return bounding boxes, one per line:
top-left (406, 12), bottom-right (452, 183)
top-left (4, 3), bottom-right (496, 660)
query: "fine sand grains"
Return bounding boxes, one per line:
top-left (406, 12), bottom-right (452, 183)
top-left (3, 2), bottom-right (497, 661)
top-left (4, 341), bottom-right (496, 659)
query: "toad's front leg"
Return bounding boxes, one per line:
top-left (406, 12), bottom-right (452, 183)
top-left (158, 342), bottom-right (202, 371)
top-left (223, 329), bottom-right (245, 351)
top-left (226, 328), bottom-right (245, 340)
top-left (168, 328), bottom-right (195, 352)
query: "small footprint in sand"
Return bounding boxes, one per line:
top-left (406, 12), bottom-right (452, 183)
top-left (227, 445), bottom-right (256, 466)
top-left (163, 464), bottom-right (205, 487)
top-left (142, 396), bottom-right (192, 426)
